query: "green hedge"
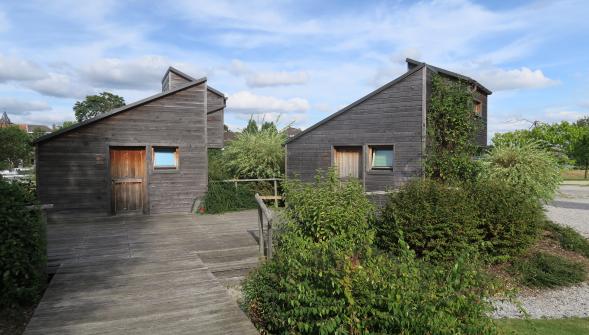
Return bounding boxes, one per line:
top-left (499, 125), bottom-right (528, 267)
top-left (377, 179), bottom-right (482, 261)
top-left (470, 180), bottom-right (543, 261)
top-left (242, 170), bottom-right (496, 334)
top-left (199, 181), bottom-right (257, 214)
top-left (0, 179), bottom-right (46, 307)
top-left (377, 179), bottom-right (544, 262)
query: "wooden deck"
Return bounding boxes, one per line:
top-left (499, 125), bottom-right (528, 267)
top-left (25, 211), bottom-right (261, 335)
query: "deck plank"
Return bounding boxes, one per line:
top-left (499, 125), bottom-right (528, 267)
top-left (25, 210), bottom-right (260, 334)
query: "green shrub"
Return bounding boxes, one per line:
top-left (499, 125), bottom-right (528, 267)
top-left (243, 227), bottom-right (496, 334)
top-left (0, 179), bottom-right (46, 306)
top-left (243, 171), bottom-right (497, 334)
top-left (544, 221), bottom-right (589, 258)
top-left (377, 179), bottom-right (482, 261)
top-left (283, 169), bottom-right (375, 245)
top-left (480, 141), bottom-right (562, 202)
top-left (207, 148), bottom-right (230, 180)
top-left (199, 181), bottom-right (257, 214)
top-left (510, 252), bottom-right (587, 288)
top-left (470, 181), bottom-right (544, 261)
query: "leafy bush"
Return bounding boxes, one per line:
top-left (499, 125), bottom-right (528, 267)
top-left (544, 221), bottom-right (589, 258)
top-left (480, 141), bottom-right (561, 202)
top-left (470, 181), bottom-right (544, 261)
top-left (377, 179), bottom-right (482, 261)
top-left (223, 126), bottom-right (286, 179)
top-left (199, 182), bottom-right (256, 214)
top-left (243, 171), bottom-right (497, 334)
top-left (0, 179), bottom-right (46, 306)
top-left (283, 169), bottom-right (375, 245)
top-left (510, 252), bottom-right (586, 288)
top-left (207, 148), bottom-right (230, 180)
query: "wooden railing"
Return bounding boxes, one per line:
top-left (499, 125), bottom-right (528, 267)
top-left (255, 193), bottom-right (274, 259)
top-left (213, 178), bottom-right (283, 207)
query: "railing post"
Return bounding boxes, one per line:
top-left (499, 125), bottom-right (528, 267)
top-left (273, 179), bottom-right (278, 208)
top-left (257, 206), bottom-right (265, 257)
top-left (267, 218), bottom-right (273, 259)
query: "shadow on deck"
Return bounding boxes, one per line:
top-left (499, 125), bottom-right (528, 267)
top-left (25, 210), bottom-right (260, 335)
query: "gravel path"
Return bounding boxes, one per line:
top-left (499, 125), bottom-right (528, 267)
top-left (493, 184), bottom-right (589, 319)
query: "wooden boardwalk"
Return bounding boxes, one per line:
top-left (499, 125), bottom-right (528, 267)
top-left (25, 211), bottom-right (260, 335)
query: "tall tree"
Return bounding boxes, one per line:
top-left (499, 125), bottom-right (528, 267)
top-left (74, 92), bottom-right (125, 122)
top-left (243, 118), bottom-right (259, 134)
top-left (0, 126), bottom-right (32, 170)
top-left (571, 131), bottom-right (589, 179)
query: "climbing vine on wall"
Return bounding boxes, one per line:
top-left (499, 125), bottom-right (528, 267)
top-left (425, 74), bottom-right (482, 183)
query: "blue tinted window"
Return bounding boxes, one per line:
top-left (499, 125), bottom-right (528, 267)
top-left (154, 148), bottom-right (177, 169)
top-left (371, 147), bottom-right (393, 169)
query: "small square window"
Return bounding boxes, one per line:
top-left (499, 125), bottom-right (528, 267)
top-left (369, 146), bottom-right (394, 170)
top-left (153, 147), bottom-right (178, 170)
top-left (474, 100), bottom-right (482, 117)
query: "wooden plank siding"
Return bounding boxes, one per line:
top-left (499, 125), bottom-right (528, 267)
top-left (206, 91), bottom-right (225, 148)
top-left (286, 67), bottom-right (425, 192)
top-left (36, 83), bottom-right (209, 218)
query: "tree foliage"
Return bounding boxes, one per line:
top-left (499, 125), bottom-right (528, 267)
top-left (73, 92), bottom-right (125, 122)
top-left (480, 141), bottom-right (561, 202)
top-left (425, 74), bottom-right (482, 182)
top-left (0, 126), bottom-right (32, 170)
top-left (243, 118), bottom-right (259, 134)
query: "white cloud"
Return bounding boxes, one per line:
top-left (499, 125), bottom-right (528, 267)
top-left (0, 54), bottom-right (46, 82)
top-left (25, 73), bottom-right (90, 98)
top-left (227, 91), bottom-right (310, 114)
top-left (477, 67), bottom-right (558, 91)
top-left (579, 101), bottom-right (589, 109)
top-left (0, 98), bottom-right (51, 115)
top-left (246, 71), bottom-right (309, 87)
top-left (544, 107), bottom-right (589, 123)
top-left (81, 56), bottom-right (169, 90)
top-left (228, 59), bottom-right (309, 88)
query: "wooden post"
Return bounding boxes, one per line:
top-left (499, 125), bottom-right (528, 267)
top-left (234, 181), bottom-right (238, 190)
top-left (257, 206), bottom-right (264, 257)
top-left (273, 179), bottom-right (278, 207)
top-left (267, 217), bottom-right (273, 259)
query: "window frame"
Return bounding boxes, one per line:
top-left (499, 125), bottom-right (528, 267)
top-left (473, 99), bottom-right (483, 117)
top-left (152, 146), bottom-right (179, 171)
top-left (367, 145), bottom-right (394, 171)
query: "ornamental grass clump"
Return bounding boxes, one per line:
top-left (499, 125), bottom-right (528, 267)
top-left (480, 141), bottom-right (561, 202)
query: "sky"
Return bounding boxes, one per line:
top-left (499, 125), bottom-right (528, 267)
top-left (1, 0), bottom-right (588, 140)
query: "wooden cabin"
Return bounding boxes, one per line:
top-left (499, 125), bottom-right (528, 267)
top-left (285, 59), bottom-right (491, 192)
top-left (34, 67), bottom-right (226, 218)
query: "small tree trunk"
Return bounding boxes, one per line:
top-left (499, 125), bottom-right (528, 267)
top-left (585, 162), bottom-right (588, 179)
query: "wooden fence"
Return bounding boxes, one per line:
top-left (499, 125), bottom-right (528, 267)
top-left (255, 193), bottom-right (274, 259)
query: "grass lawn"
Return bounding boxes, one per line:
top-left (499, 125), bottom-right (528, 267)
top-left (562, 169), bottom-right (588, 180)
top-left (497, 318), bottom-right (589, 334)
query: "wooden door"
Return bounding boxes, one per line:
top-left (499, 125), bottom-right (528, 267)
top-left (334, 147), bottom-right (362, 179)
top-left (110, 147), bottom-right (145, 214)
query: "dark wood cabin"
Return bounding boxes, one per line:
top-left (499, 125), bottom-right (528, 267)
top-left (34, 67), bottom-right (226, 218)
top-left (285, 58), bottom-right (491, 192)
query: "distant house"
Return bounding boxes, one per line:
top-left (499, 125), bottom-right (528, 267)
top-left (0, 112), bottom-right (52, 134)
top-left (34, 67), bottom-right (226, 218)
top-left (285, 126), bottom-right (302, 138)
top-left (285, 59), bottom-right (491, 192)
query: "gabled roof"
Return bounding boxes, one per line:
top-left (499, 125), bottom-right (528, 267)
top-left (164, 66), bottom-right (226, 99)
top-left (34, 77), bottom-right (207, 144)
top-left (406, 58), bottom-right (492, 95)
top-left (286, 63), bottom-right (427, 144)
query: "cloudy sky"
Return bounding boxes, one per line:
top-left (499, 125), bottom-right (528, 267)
top-left (1, 0), bottom-right (588, 139)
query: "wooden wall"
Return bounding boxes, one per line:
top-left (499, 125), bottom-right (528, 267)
top-left (286, 67), bottom-right (425, 192)
top-left (206, 90), bottom-right (225, 148)
top-left (36, 83), bottom-right (208, 218)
